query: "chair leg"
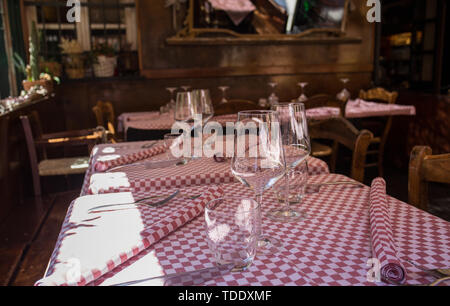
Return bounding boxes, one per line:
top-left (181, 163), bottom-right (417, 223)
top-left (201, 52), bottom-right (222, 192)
top-left (330, 141), bottom-right (338, 173)
top-left (32, 172), bottom-right (42, 197)
top-left (378, 143), bottom-right (385, 177)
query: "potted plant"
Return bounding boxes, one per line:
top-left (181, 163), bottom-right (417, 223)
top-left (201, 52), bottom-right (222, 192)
top-left (14, 22), bottom-right (58, 93)
top-left (60, 38), bottom-right (85, 79)
top-left (92, 43), bottom-right (117, 78)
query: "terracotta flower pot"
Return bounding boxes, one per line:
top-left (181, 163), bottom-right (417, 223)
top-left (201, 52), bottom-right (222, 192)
top-left (22, 79), bottom-right (54, 93)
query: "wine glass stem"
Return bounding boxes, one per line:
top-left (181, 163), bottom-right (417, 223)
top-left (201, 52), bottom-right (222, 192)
top-left (255, 192), bottom-right (264, 237)
top-left (283, 173), bottom-right (290, 211)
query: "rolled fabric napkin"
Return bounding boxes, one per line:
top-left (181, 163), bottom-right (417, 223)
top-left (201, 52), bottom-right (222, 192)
top-left (94, 143), bottom-right (167, 172)
top-left (35, 186), bottom-right (224, 286)
top-left (369, 177), bottom-right (406, 284)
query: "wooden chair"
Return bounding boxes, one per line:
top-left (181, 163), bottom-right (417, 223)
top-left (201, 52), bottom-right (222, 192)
top-left (309, 117), bottom-right (373, 183)
top-left (92, 100), bottom-right (119, 142)
top-left (358, 87), bottom-right (399, 177)
top-left (214, 99), bottom-right (263, 116)
top-left (304, 94), bottom-right (347, 171)
top-left (20, 112), bottom-right (102, 196)
top-left (408, 146), bottom-right (450, 211)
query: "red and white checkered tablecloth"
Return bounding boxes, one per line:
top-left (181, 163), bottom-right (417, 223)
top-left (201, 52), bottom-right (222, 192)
top-left (82, 141), bottom-right (329, 197)
top-left (42, 173), bottom-right (450, 286)
top-left (122, 114), bottom-right (239, 134)
top-left (119, 100), bottom-right (416, 134)
top-left (117, 112), bottom-right (160, 133)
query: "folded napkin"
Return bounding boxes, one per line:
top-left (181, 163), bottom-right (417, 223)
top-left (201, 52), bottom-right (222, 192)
top-left (94, 143), bottom-right (167, 172)
top-left (35, 186), bottom-right (224, 286)
top-left (369, 178), bottom-right (406, 284)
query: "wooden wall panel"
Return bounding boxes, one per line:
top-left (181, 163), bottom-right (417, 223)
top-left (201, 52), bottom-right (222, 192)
top-left (57, 0), bottom-right (375, 131)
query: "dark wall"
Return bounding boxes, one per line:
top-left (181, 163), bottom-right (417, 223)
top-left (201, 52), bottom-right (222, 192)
top-left (57, 0), bottom-right (375, 130)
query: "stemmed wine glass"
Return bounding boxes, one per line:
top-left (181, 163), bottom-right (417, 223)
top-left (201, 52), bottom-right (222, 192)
top-left (174, 91), bottom-right (198, 158)
top-left (268, 103), bottom-right (311, 221)
top-left (268, 82), bottom-right (279, 106)
top-left (192, 89), bottom-right (214, 124)
top-left (218, 86), bottom-right (229, 104)
top-left (297, 82), bottom-right (308, 102)
top-left (175, 91), bottom-right (195, 125)
top-left (181, 85), bottom-right (191, 92)
top-left (336, 78), bottom-right (351, 102)
top-left (166, 87), bottom-right (177, 111)
top-left (231, 110), bottom-right (286, 251)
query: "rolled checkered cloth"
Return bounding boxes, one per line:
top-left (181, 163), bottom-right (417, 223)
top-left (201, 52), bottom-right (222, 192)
top-left (35, 186), bottom-right (224, 286)
top-left (369, 178), bottom-right (406, 284)
top-left (93, 143), bottom-right (167, 172)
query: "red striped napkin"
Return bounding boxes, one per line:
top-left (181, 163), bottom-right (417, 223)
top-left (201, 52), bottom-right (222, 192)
top-left (369, 178), bottom-right (406, 284)
top-left (94, 143), bottom-right (167, 172)
top-left (35, 186), bottom-right (224, 286)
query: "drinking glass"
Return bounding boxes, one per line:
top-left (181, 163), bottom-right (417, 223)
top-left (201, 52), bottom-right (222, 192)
top-left (192, 89), bottom-right (214, 124)
top-left (174, 91), bottom-right (196, 124)
top-left (218, 86), bottom-right (229, 104)
top-left (336, 78), bottom-right (351, 102)
top-left (267, 82), bottom-right (279, 106)
top-left (164, 132), bottom-right (183, 160)
top-left (274, 160), bottom-right (308, 204)
top-left (268, 103), bottom-right (311, 221)
top-left (205, 197), bottom-right (260, 271)
top-left (181, 85), bottom-right (191, 92)
top-left (297, 82), bottom-right (308, 102)
top-left (231, 110), bottom-right (285, 251)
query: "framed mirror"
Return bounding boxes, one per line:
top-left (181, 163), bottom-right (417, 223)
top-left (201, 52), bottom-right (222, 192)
top-left (174, 0), bottom-right (351, 39)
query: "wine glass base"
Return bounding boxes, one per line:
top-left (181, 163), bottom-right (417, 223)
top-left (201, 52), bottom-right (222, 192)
top-left (257, 235), bottom-right (281, 254)
top-left (267, 208), bottom-right (306, 223)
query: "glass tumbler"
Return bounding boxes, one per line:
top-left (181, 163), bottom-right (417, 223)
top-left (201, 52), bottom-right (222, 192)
top-left (205, 197), bottom-right (260, 271)
top-left (274, 159), bottom-right (309, 205)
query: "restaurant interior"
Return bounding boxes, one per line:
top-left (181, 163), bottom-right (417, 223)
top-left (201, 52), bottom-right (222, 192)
top-left (0, 0), bottom-right (449, 287)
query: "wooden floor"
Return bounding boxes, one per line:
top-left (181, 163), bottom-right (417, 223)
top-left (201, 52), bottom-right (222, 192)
top-left (0, 191), bottom-right (76, 286)
top-left (1, 166), bottom-right (448, 286)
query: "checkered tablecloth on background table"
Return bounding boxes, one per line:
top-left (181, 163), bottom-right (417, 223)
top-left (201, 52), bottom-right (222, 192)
top-left (40, 171), bottom-right (450, 286)
top-left (118, 100), bottom-right (415, 136)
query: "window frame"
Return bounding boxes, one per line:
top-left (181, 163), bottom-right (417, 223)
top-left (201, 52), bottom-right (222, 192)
top-left (22, 0), bottom-right (137, 55)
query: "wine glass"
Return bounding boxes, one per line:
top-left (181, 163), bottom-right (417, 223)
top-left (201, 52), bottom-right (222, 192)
top-left (181, 85), bottom-right (191, 92)
top-left (268, 82), bottom-right (279, 106)
top-left (218, 86), bottom-right (229, 104)
top-left (192, 89), bottom-right (214, 124)
top-left (231, 110), bottom-right (286, 251)
top-left (166, 87), bottom-right (177, 111)
top-left (174, 91), bottom-right (195, 124)
top-left (336, 78), bottom-right (351, 102)
top-left (297, 82), bottom-right (308, 102)
top-left (268, 103), bottom-right (311, 221)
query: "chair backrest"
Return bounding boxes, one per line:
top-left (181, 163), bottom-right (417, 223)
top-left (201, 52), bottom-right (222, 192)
top-left (359, 87), bottom-right (398, 104)
top-left (305, 94), bottom-right (347, 116)
top-left (20, 115), bottom-right (41, 185)
top-left (0, 116), bottom-right (9, 181)
top-left (408, 146), bottom-right (450, 211)
top-left (92, 101), bottom-right (116, 135)
top-left (309, 117), bottom-right (373, 182)
top-left (214, 99), bottom-right (263, 116)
